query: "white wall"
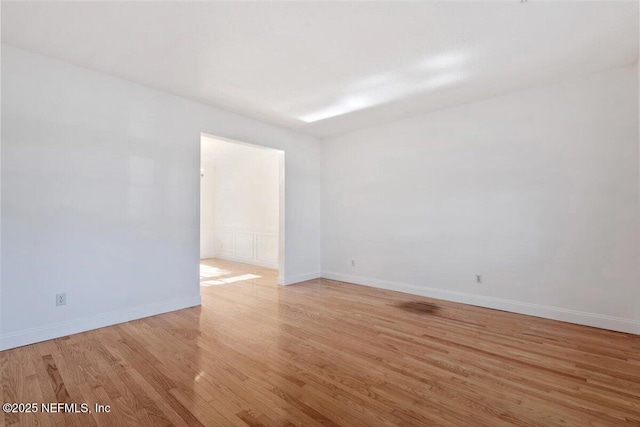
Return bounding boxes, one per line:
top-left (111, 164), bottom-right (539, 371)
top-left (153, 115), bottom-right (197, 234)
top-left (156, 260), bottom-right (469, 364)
top-left (0, 45), bottom-right (321, 350)
top-left (322, 64), bottom-right (640, 334)
top-left (200, 136), bottom-right (281, 268)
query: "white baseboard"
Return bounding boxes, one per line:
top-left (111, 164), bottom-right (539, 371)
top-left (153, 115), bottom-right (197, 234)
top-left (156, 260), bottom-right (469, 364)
top-left (321, 271), bottom-right (640, 335)
top-left (202, 253), bottom-right (278, 269)
top-left (200, 252), bottom-right (217, 259)
top-left (282, 271), bottom-right (322, 286)
top-left (0, 295), bottom-right (202, 351)
top-left (201, 255), bottom-right (316, 286)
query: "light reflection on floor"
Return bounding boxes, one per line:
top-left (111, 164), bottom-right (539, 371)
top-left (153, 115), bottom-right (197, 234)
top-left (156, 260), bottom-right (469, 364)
top-left (199, 264), bottom-right (230, 278)
top-left (200, 264), bottom-right (261, 286)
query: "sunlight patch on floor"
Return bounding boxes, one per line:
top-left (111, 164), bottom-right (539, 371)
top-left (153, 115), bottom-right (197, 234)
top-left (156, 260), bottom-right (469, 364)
top-left (199, 264), bottom-right (231, 279)
top-left (200, 273), bottom-right (261, 287)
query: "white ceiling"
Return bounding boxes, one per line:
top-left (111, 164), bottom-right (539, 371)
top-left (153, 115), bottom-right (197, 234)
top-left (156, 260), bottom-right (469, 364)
top-left (2, 1), bottom-right (638, 138)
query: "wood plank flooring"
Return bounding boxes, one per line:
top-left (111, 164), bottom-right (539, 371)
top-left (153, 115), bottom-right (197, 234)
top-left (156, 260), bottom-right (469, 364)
top-left (2, 258), bottom-right (640, 426)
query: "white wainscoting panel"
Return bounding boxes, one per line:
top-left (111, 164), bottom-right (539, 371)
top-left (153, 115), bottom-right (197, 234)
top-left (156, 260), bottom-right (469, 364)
top-left (214, 231), bottom-right (235, 255)
top-left (256, 234), bottom-right (279, 264)
top-left (202, 228), bottom-right (279, 269)
top-left (235, 232), bottom-right (255, 259)
top-left (200, 230), bottom-right (216, 259)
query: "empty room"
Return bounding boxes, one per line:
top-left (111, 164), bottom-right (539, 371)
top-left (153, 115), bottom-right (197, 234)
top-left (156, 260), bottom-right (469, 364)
top-left (1, 1), bottom-right (639, 426)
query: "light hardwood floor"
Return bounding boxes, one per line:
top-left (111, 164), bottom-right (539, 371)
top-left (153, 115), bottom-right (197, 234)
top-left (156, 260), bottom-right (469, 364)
top-left (2, 258), bottom-right (640, 426)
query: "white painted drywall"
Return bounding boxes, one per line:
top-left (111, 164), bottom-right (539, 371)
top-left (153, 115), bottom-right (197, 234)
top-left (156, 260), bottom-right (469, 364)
top-left (200, 136), bottom-right (280, 268)
top-left (321, 64), bottom-right (640, 334)
top-left (0, 45), bottom-right (321, 350)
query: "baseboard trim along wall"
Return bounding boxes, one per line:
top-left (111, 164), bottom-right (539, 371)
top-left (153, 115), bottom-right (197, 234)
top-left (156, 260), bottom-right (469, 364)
top-left (201, 253), bottom-right (278, 270)
top-left (282, 271), bottom-right (322, 286)
top-left (0, 295), bottom-right (202, 351)
top-left (321, 271), bottom-right (640, 335)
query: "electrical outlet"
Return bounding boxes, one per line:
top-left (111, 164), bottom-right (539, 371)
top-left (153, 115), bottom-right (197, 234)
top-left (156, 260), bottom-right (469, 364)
top-left (56, 293), bottom-right (67, 306)
top-left (351, 260), bottom-right (356, 267)
top-left (476, 274), bottom-right (482, 284)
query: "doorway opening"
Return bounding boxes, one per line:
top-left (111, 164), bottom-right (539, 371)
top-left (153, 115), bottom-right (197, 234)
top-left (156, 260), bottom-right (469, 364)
top-left (199, 133), bottom-right (285, 286)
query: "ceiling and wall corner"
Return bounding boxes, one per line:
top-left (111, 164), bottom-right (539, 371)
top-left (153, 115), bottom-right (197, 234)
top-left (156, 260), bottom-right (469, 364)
top-left (1, 1), bottom-right (638, 138)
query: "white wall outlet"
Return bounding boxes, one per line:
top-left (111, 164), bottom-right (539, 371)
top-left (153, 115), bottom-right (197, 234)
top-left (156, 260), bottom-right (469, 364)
top-left (351, 260), bottom-right (356, 267)
top-left (476, 274), bottom-right (482, 284)
top-left (56, 293), bottom-right (67, 306)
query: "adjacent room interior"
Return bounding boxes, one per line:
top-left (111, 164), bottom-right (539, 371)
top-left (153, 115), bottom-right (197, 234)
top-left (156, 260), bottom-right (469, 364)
top-left (1, 1), bottom-right (639, 426)
top-left (199, 134), bottom-right (283, 286)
